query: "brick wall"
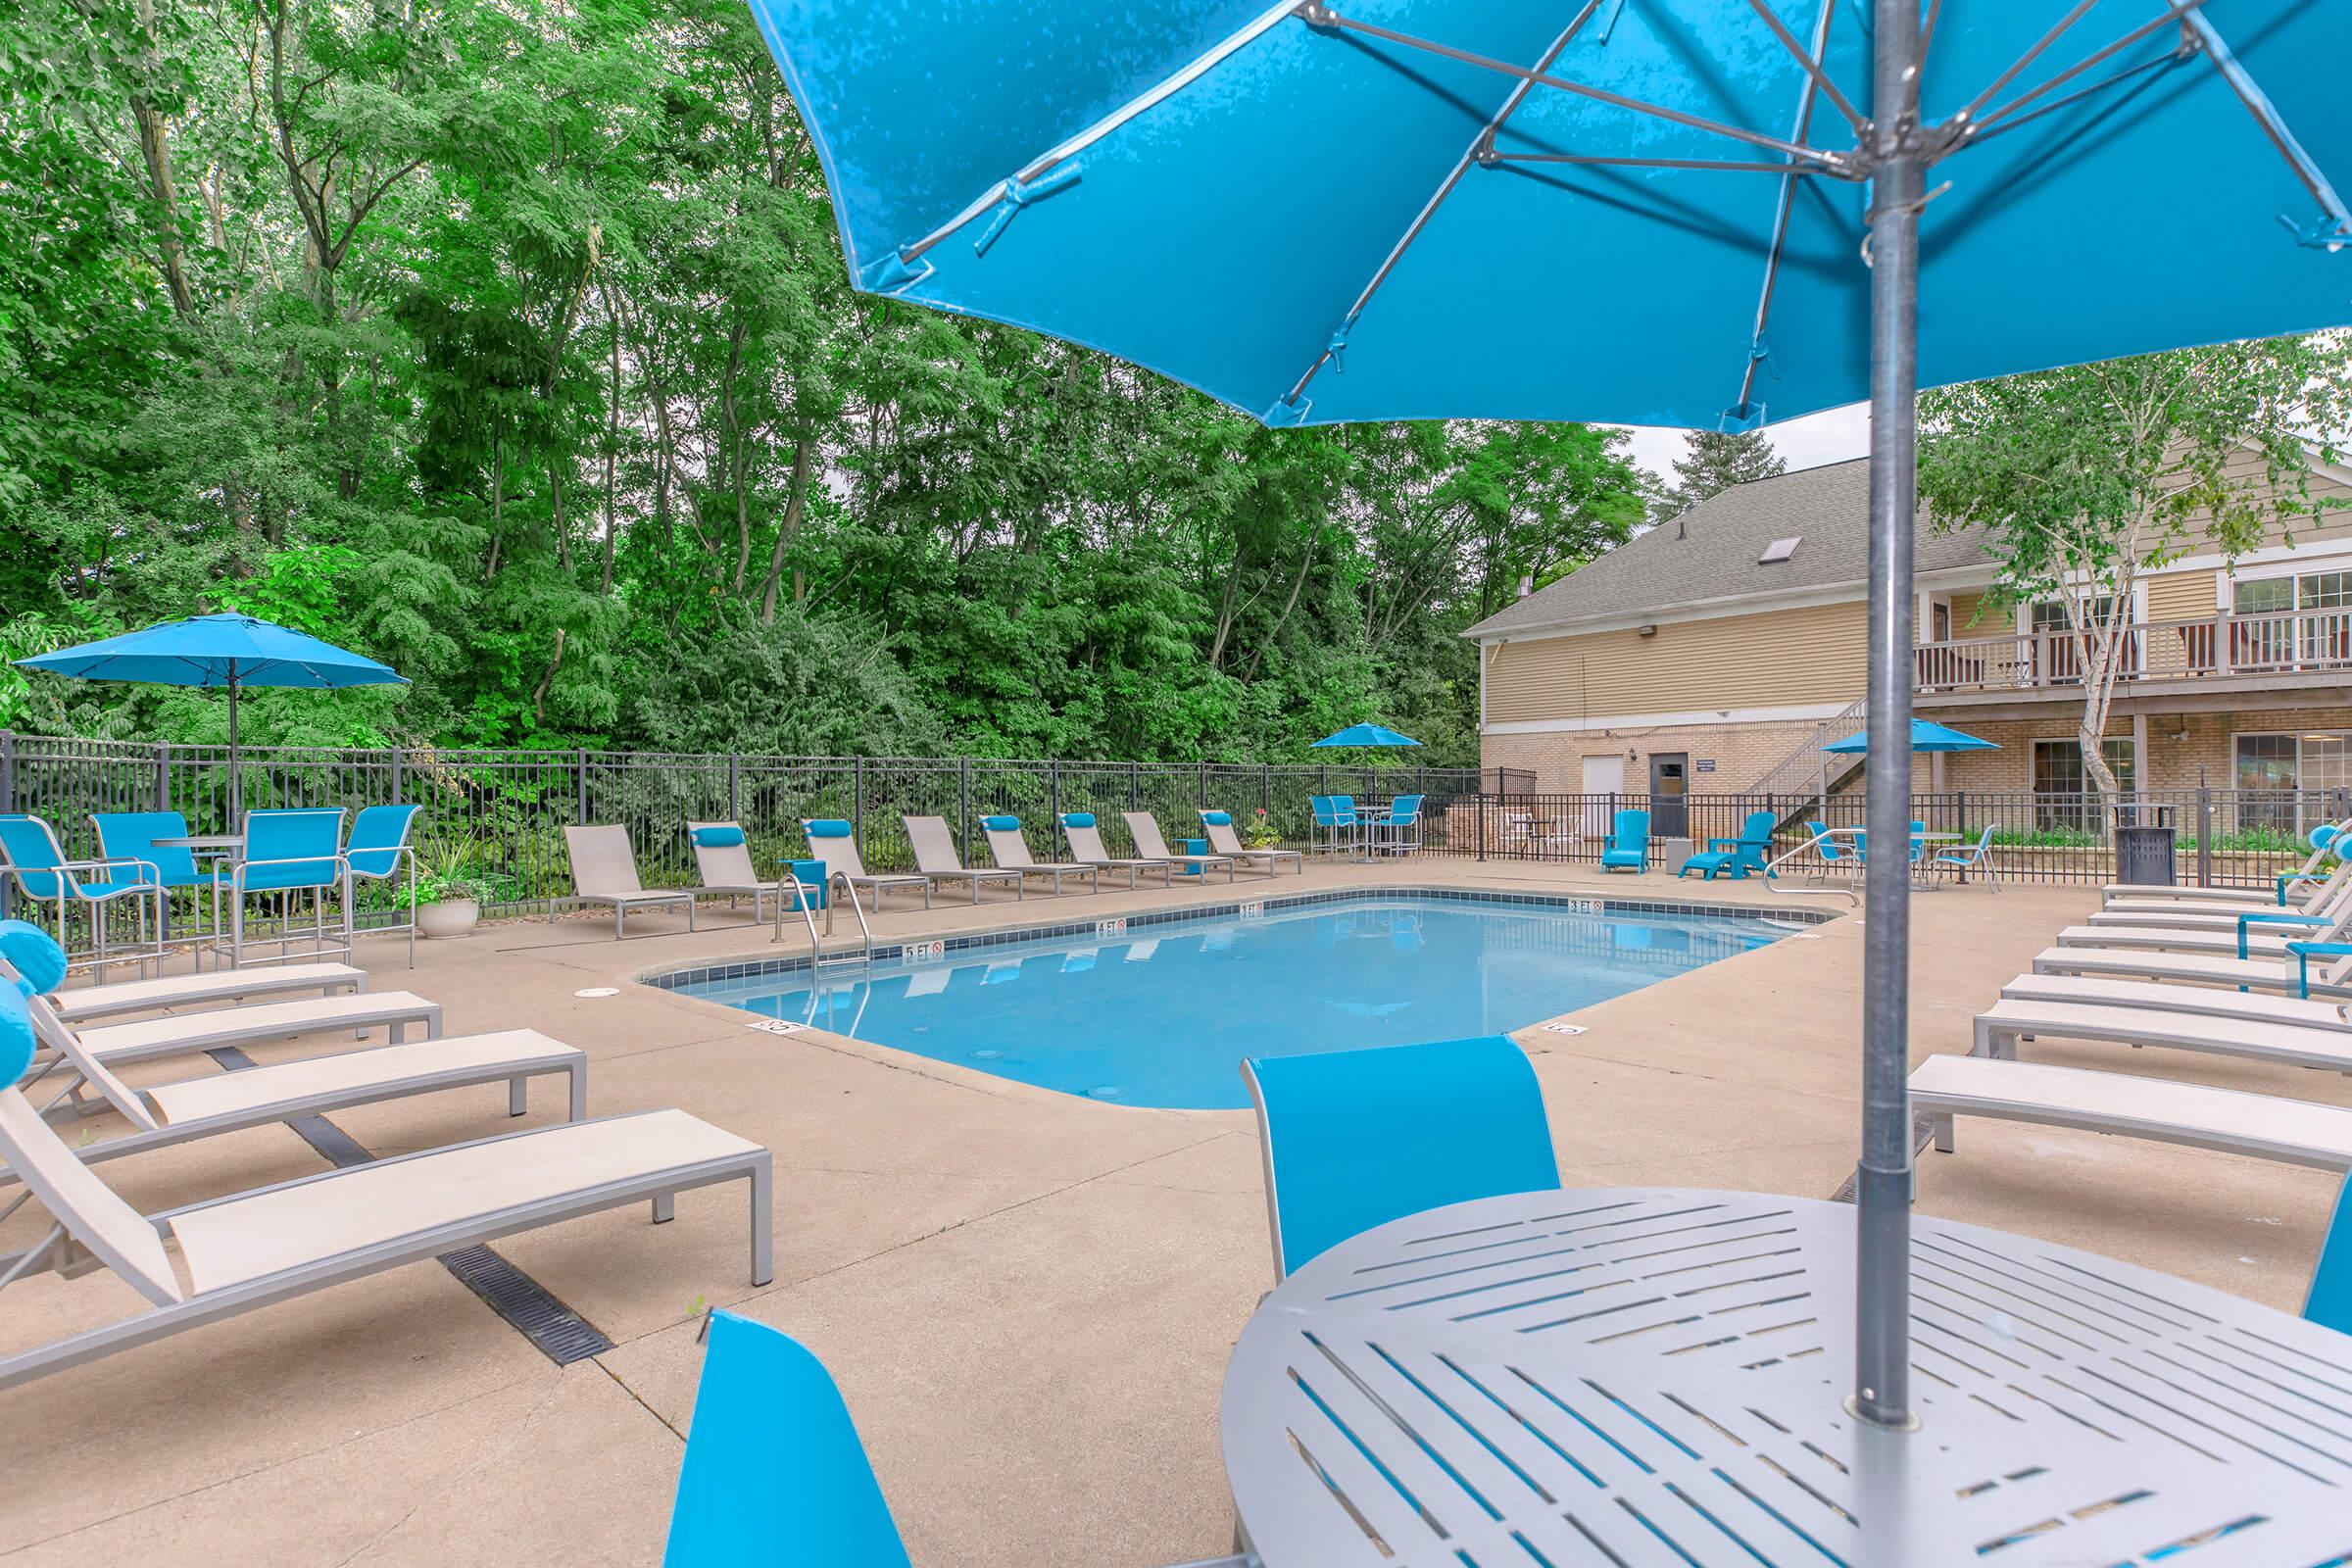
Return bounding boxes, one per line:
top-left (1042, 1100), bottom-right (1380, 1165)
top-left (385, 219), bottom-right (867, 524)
top-left (1482, 717), bottom-right (1832, 794)
top-left (1929, 703), bottom-right (2352, 794)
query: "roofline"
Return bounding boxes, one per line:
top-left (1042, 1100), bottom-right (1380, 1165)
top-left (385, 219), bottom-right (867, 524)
top-left (1462, 561), bottom-right (1996, 643)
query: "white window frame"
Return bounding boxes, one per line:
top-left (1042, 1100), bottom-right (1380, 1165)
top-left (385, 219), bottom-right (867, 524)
top-left (2030, 735), bottom-right (2140, 788)
top-left (2231, 728), bottom-right (2352, 830)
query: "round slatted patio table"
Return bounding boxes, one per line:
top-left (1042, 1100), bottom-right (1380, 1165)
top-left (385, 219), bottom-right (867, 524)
top-left (1221, 1186), bottom-right (2352, 1567)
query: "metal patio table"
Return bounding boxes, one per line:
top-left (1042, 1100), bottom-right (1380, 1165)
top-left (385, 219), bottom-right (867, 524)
top-left (1222, 1186), bottom-right (2351, 1567)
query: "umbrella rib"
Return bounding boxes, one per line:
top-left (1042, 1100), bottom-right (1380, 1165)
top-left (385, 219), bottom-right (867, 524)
top-left (1486, 153), bottom-right (1840, 176)
top-left (1276, 2), bottom-right (1606, 412)
top-left (2172, 9), bottom-right (2350, 238)
top-left (894, 0), bottom-right (1302, 266)
top-left (1945, 0), bottom-right (2102, 131)
top-left (1741, 0), bottom-right (1866, 139)
top-left (1735, 0), bottom-right (1840, 422)
top-left (1298, 5), bottom-right (1854, 173)
top-left (1959, 1), bottom-right (2210, 139)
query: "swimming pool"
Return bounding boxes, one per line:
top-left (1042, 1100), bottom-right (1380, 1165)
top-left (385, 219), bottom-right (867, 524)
top-left (663, 894), bottom-right (1799, 1109)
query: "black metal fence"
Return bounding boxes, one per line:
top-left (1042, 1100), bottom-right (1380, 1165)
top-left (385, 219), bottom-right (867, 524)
top-left (0, 733), bottom-right (1531, 918)
top-left (1440, 788), bottom-right (2352, 889)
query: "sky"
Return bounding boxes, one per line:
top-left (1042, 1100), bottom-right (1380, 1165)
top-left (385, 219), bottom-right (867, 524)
top-left (1613, 401), bottom-right (1872, 484)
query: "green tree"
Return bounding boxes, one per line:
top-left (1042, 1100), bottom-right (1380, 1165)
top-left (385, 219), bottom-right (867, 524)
top-left (1659, 427), bottom-right (1786, 521)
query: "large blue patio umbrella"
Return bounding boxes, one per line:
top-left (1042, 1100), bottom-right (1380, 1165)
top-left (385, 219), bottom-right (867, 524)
top-left (1823, 719), bottom-right (1997, 755)
top-left (1311, 723), bottom-right (1421, 750)
top-left (16, 613), bottom-right (408, 820)
top-left (756, 0), bottom-right (2351, 1429)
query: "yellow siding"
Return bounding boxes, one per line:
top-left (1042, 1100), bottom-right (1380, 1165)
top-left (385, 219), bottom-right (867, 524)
top-left (1946, 590), bottom-right (1995, 634)
top-left (1487, 601), bottom-right (1866, 722)
top-left (2145, 567), bottom-right (2216, 623)
top-left (2208, 447), bottom-right (2352, 552)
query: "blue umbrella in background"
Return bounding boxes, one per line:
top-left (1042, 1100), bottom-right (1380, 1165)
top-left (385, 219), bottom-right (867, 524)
top-left (755, 0), bottom-right (2351, 1431)
top-left (1311, 723), bottom-right (1421, 750)
top-left (1822, 718), bottom-right (1997, 755)
top-left (16, 613), bottom-right (408, 821)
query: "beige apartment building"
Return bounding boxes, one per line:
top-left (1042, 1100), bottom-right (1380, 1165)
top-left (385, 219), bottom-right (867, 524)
top-left (1466, 453), bottom-right (2352, 834)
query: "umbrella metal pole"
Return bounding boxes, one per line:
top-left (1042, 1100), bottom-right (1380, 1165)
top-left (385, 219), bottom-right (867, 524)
top-left (226, 672), bottom-right (241, 830)
top-left (1853, 0), bottom-right (1921, 1433)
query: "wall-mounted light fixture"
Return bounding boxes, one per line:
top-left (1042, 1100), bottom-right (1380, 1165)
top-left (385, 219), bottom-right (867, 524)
top-left (1636, 624), bottom-right (1658, 638)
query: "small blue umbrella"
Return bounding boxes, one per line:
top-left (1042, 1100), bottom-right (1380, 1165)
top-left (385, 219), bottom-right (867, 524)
top-left (755, 0), bottom-right (2349, 1431)
top-left (1311, 723), bottom-right (1421, 750)
top-left (1823, 719), bottom-right (1997, 755)
top-left (17, 613), bottom-right (408, 819)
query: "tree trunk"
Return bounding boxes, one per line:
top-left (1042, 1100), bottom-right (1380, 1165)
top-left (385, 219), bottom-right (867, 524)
top-left (759, 439), bottom-right (814, 624)
top-left (601, 305), bottom-right (620, 596)
top-left (124, 0), bottom-right (195, 318)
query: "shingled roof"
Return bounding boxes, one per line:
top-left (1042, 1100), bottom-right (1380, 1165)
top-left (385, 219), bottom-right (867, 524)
top-left (1464, 458), bottom-right (1996, 639)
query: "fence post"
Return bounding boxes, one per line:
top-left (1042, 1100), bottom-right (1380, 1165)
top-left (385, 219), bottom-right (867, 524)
top-left (728, 755), bottom-right (740, 822)
top-left (1478, 786), bottom-right (1487, 862)
top-left (1260, 763), bottom-right (1269, 813)
top-left (574, 750), bottom-right (589, 824)
top-left (0, 731), bottom-right (11, 918)
top-left (854, 756), bottom-right (865, 847)
top-left (2197, 785), bottom-right (2213, 889)
top-left (959, 757), bottom-right (972, 865)
top-left (1199, 761), bottom-right (1207, 808)
top-left (388, 745), bottom-right (403, 810)
top-left (156, 744), bottom-right (170, 811)
top-left (1954, 790), bottom-right (1967, 885)
top-left (1130, 760), bottom-right (1140, 809)
top-left (1050, 760), bottom-right (1061, 831)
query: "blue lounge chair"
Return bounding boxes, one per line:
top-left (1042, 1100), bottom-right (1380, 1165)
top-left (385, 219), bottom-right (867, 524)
top-left (664, 1310), bottom-right (912, 1568)
top-left (1679, 809), bottom-right (1776, 881)
top-left (1241, 1035), bottom-right (1560, 1280)
top-left (1598, 808), bottom-right (1649, 873)
top-left (2311, 1177), bottom-right (2352, 1336)
top-left (0, 813), bottom-right (164, 977)
top-left (343, 804), bottom-right (421, 964)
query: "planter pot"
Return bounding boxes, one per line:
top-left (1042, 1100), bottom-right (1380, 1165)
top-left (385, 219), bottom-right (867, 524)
top-left (416, 899), bottom-right (480, 940)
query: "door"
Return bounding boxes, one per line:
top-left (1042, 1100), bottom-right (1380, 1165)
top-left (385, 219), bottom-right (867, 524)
top-left (1648, 753), bottom-right (1689, 838)
top-left (1580, 755), bottom-right (1624, 838)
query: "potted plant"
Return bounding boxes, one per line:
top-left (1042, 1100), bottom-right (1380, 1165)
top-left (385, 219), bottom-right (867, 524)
top-left (401, 869), bottom-right (481, 940)
top-left (1243, 807), bottom-right (1282, 850)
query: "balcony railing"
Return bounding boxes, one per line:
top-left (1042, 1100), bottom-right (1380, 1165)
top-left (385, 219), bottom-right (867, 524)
top-left (1914, 608), bottom-right (2352, 695)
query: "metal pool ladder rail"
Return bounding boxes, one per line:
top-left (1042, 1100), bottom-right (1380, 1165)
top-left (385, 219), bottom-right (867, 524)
top-left (1765, 826), bottom-right (1862, 907)
top-left (772, 872), bottom-right (875, 970)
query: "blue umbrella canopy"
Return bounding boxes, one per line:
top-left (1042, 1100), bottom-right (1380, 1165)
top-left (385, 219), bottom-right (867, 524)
top-left (1823, 719), bottom-right (1997, 755)
top-left (17, 613), bottom-right (407, 819)
top-left (758, 1), bottom-right (2347, 428)
top-left (1312, 723), bottom-right (1422, 749)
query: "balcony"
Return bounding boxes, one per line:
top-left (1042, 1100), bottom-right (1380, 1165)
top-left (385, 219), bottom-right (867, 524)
top-left (1913, 608), bottom-right (2352, 703)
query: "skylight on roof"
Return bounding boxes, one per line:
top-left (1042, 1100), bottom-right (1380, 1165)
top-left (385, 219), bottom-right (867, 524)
top-left (1758, 536), bottom-right (1800, 564)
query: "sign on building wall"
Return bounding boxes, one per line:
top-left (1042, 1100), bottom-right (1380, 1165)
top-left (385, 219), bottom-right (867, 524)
top-left (1694, 760), bottom-right (1717, 773)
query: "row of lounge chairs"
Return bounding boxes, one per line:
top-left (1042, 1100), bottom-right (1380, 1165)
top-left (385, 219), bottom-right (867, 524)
top-left (0, 918), bottom-right (770, 1390)
top-left (1912, 820), bottom-right (2352, 1170)
top-left (564, 809), bottom-right (1305, 937)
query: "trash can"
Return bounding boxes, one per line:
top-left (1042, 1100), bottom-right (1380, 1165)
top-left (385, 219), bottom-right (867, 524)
top-left (1180, 838), bottom-right (1209, 876)
top-left (2112, 805), bottom-right (2177, 886)
top-left (788, 858), bottom-right (829, 908)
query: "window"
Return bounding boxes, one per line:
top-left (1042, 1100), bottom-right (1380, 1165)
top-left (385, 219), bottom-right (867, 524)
top-left (2232, 567), bottom-right (2352, 665)
top-left (2236, 732), bottom-right (2352, 834)
top-left (1757, 536), bottom-right (1800, 564)
top-left (2032, 738), bottom-right (2135, 832)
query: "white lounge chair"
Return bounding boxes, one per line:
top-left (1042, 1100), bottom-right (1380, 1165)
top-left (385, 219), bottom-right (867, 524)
top-left (2000, 971), bottom-right (2352, 1031)
top-left (2091, 858), bottom-right (2352, 928)
top-left (28, 990), bottom-right (441, 1088)
top-left (43, 960), bottom-right (369, 1024)
top-left (977, 817), bottom-right (1101, 895)
top-left (1974, 997), bottom-right (2352, 1074)
top-left (687, 820), bottom-right (810, 923)
top-left (1056, 814), bottom-right (1173, 889)
top-left (15, 985), bottom-right (585, 1171)
top-left (564, 824), bottom-right (698, 939)
top-left (0, 1079), bottom-right (772, 1390)
top-left (2097, 819), bottom-right (2348, 909)
top-left (2053, 916), bottom-right (2328, 957)
top-left (1910, 1053), bottom-right (2352, 1170)
top-left (1121, 812), bottom-right (1235, 883)
top-left (801, 819), bottom-right (930, 910)
top-left (1199, 809), bottom-right (1301, 877)
top-left (903, 816), bottom-right (1023, 905)
top-left (2032, 943), bottom-right (2352, 1000)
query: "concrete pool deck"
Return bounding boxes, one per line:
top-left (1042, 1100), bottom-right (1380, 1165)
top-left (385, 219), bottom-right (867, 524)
top-left (1, 857), bottom-right (2342, 1564)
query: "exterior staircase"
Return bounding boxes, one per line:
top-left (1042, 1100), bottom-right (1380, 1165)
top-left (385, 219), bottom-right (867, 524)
top-left (1739, 697), bottom-right (1867, 823)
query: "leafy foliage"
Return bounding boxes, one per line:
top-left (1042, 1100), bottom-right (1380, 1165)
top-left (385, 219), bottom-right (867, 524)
top-left (0, 0), bottom-right (1648, 765)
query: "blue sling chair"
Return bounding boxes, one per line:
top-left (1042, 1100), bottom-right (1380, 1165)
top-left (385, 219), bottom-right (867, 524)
top-left (1598, 808), bottom-right (1649, 874)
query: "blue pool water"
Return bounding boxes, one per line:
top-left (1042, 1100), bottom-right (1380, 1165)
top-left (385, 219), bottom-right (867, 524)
top-left (671, 896), bottom-right (1791, 1109)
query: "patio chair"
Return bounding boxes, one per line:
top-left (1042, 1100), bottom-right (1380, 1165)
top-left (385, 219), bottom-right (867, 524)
top-left (1, 920), bottom-right (582, 1171)
top-left (1975, 994), bottom-right (2352, 1077)
top-left (977, 816), bottom-right (1102, 895)
top-left (342, 804), bottom-right (421, 965)
top-left (1368, 793), bottom-right (1425, 857)
top-left (2031, 941), bottom-right (2352, 1001)
top-left (2094, 854), bottom-right (2352, 929)
top-left (1909, 1054), bottom-right (2352, 1171)
top-left (1924, 824), bottom-right (1999, 891)
top-left (91, 810), bottom-right (223, 948)
top-left (1122, 811), bottom-right (1235, 882)
top-left (1598, 808), bottom-right (1649, 873)
top-left (222, 808), bottom-right (351, 969)
top-left (688, 820), bottom-right (812, 923)
top-left (0, 813), bottom-right (165, 979)
top-left (1241, 1035), bottom-right (1560, 1281)
top-left (664, 1309), bottom-right (1256, 1568)
top-left (802, 819), bottom-right (932, 911)
top-left (2311, 1179), bottom-right (2352, 1335)
top-left (2053, 880), bottom-right (2352, 958)
top-left (1802, 821), bottom-right (1853, 878)
top-left (0, 984), bottom-right (771, 1393)
top-left (903, 815), bottom-right (1024, 905)
top-left (1308, 795), bottom-right (1357, 857)
top-left (1678, 809), bottom-right (1775, 881)
top-left (664, 1309), bottom-right (912, 1568)
top-left (1057, 812), bottom-right (1175, 888)
top-left (564, 824), bottom-right (698, 939)
top-left (2100, 818), bottom-right (2348, 908)
top-left (2001, 969), bottom-right (2352, 1031)
top-left (1200, 809), bottom-right (1302, 876)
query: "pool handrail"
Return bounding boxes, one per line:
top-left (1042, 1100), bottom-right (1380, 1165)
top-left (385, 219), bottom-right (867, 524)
top-left (1766, 825), bottom-right (1863, 906)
